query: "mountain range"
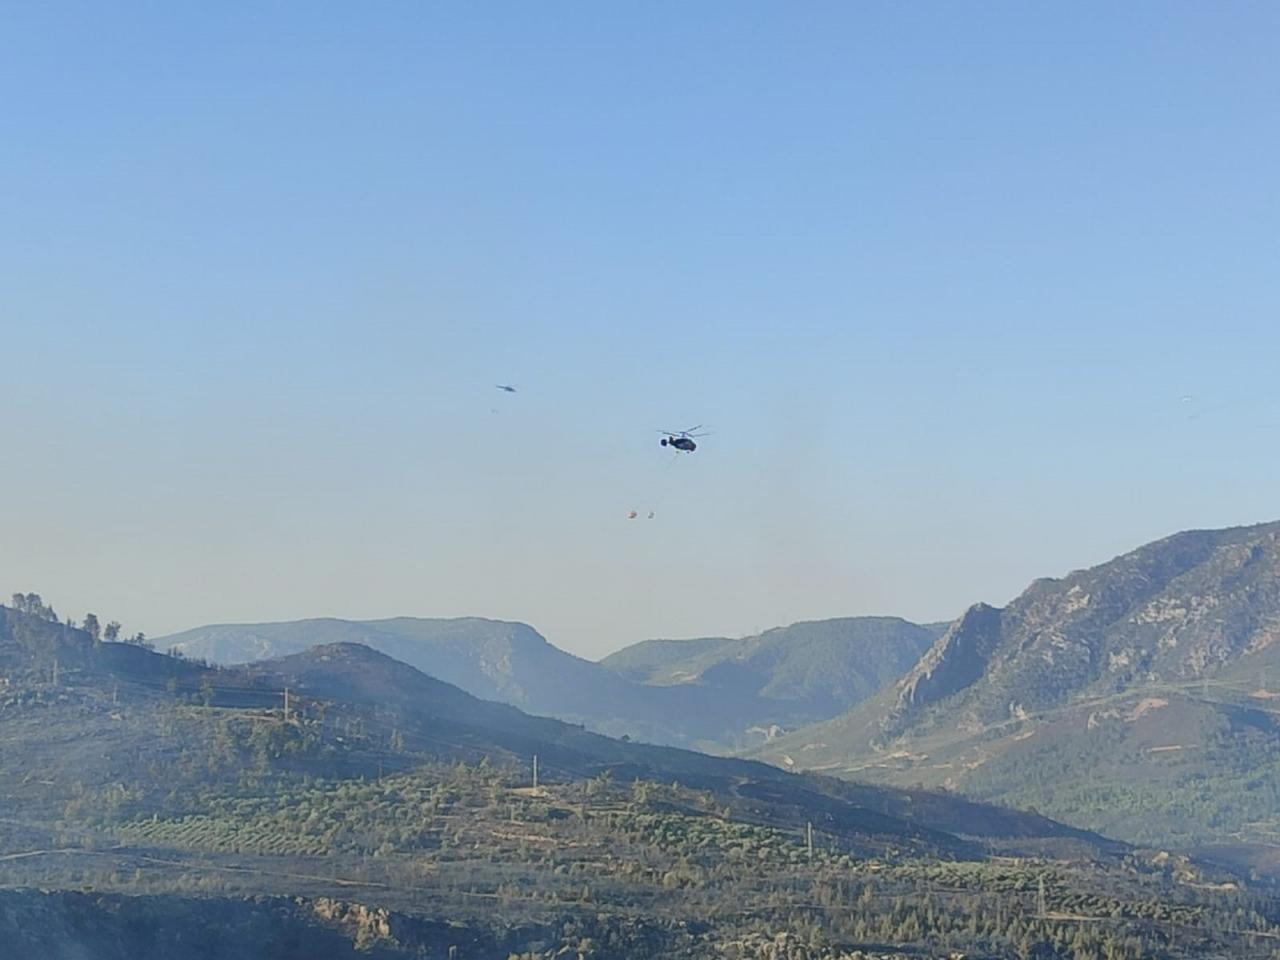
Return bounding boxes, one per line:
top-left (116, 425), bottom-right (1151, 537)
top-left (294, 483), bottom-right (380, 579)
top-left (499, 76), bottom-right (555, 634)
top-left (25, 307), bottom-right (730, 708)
top-left (10, 600), bottom-right (1265, 959)
top-left (33, 516), bottom-right (1280, 859)
top-left (754, 520), bottom-right (1280, 850)
top-left (162, 519), bottom-right (1280, 852)
top-left (0, 604), bottom-right (1118, 878)
top-left (160, 614), bottom-right (937, 751)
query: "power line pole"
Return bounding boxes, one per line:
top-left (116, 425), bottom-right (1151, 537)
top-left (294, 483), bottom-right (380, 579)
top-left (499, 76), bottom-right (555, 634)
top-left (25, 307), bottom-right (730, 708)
top-left (532, 754), bottom-right (539, 790)
top-left (52, 657), bottom-right (59, 688)
top-left (283, 687), bottom-right (290, 722)
top-left (806, 821), bottom-right (814, 859)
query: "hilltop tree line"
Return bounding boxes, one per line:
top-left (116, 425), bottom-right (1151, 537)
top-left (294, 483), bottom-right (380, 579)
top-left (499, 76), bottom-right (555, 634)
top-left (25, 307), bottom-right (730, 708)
top-left (8, 592), bottom-right (150, 648)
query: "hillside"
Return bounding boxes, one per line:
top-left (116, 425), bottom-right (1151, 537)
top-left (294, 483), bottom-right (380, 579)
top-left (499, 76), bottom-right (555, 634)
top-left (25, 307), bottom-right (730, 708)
top-left (160, 617), bottom-right (557, 703)
top-left (602, 617), bottom-right (942, 723)
top-left (160, 615), bottom-right (936, 751)
top-left (8, 601), bottom-right (1280, 960)
top-left (0, 891), bottom-right (588, 960)
top-left (0, 605), bottom-right (1104, 853)
top-left (755, 520), bottom-right (1280, 848)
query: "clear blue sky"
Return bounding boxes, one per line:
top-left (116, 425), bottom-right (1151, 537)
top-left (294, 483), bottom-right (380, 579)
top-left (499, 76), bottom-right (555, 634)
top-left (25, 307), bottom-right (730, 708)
top-left (4, 2), bottom-right (1278, 656)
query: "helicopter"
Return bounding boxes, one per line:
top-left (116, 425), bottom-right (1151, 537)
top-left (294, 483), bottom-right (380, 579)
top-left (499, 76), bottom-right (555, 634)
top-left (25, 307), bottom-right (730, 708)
top-left (660, 426), bottom-right (709, 452)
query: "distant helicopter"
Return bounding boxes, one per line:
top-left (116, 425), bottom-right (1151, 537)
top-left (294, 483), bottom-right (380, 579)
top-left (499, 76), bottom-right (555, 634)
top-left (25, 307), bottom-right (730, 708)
top-left (660, 426), bottom-right (709, 452)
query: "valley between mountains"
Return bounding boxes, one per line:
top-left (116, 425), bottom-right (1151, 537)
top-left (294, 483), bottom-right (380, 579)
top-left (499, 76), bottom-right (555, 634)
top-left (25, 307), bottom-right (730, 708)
top-left (162, 520), bottom-right (1280, 854)
top-left (6, 520), bottom-right (1280, 958)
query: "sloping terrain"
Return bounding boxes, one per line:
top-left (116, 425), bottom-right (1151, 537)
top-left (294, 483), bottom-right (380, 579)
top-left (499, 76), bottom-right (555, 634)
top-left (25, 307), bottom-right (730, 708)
top-left (601, 617), bottom-right (941, 726)
top-left (160, 615), bottom-right (937, 750)
top-left (159, 617), bottom-right (564, 703)
top-left (0, 891), bottom-right (594, 960)
top-left (0, 606), bottom-right (1102, 856)
top-left (755, 521), bottom-right (1280, 847)
top-left (8, 603), bottom-right (1280, 959)
top-left (161, 616), bottom-right (738, 747)
top-left (12, 604), bottom-right (1280, 957)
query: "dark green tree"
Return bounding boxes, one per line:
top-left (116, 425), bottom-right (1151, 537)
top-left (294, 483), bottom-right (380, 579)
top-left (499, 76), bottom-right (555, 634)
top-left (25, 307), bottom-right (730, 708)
top-left (10, 592), bottom-right (57, 620)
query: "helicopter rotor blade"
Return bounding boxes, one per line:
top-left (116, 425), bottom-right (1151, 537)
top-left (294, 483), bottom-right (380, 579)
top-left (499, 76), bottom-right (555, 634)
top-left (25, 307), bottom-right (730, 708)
top-left (658, 426), bottom-right (710, 438)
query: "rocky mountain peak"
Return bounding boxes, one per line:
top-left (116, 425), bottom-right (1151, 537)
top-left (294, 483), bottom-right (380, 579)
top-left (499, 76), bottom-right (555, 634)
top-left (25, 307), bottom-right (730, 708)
top-left (894, 602), bottom-right (1002, 717)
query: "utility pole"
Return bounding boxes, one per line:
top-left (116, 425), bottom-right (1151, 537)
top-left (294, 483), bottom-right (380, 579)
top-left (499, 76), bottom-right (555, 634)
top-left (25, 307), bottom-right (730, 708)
top-left (52, 657), bottom-right (59, 688)
top-left (1037, 874), bottom-right (1047, 916)
top-left (806, 821), bottom-right (814, 859)
top-left (112, 683), bottom-right (118, 706)
top-left (283, 687), bottom-right (290, 722)
top-left (532, 754), bottom-right (539, 790)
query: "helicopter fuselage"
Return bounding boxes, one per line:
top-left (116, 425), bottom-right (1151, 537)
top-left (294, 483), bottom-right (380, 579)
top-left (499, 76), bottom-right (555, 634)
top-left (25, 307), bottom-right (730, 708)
top-left (662, 436), bottom-right (697, 452)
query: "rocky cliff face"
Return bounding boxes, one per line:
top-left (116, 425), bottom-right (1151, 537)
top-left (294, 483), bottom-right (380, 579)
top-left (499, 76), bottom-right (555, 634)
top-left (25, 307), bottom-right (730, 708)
top-left (747, 521), bottom-right (1280, 848)
top-left (880, 521), bottom-right (1280, 734)
top-left (895, 603), bottom-right (1002, 713)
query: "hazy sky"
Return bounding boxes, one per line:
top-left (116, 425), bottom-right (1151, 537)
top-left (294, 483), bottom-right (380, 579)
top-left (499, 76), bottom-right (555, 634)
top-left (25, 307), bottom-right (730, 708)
top-left (4, 2), bottom-right (1278, 658)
